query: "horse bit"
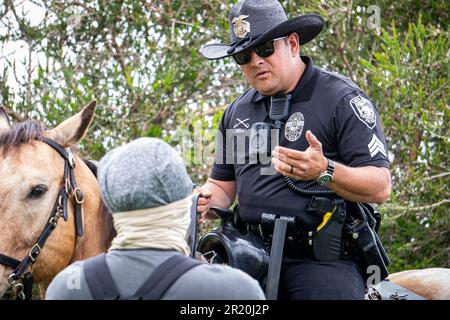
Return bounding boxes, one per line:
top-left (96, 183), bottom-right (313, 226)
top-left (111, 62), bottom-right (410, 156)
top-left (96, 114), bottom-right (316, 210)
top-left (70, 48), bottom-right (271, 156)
top-left (0, 138), bottom-right (85, 300)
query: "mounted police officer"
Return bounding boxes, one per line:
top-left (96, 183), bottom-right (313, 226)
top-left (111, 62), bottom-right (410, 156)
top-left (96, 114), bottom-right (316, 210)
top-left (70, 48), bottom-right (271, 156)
top-left (197, 0), bottom-right (391, 300)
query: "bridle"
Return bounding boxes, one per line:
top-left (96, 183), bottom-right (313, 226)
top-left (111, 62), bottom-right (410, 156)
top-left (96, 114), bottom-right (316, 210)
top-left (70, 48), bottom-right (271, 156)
top-left (0, 138), bottom-right (85, 300)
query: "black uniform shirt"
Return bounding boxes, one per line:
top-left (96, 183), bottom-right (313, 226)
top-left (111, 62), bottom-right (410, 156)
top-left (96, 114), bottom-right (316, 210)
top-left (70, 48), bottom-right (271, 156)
top-left (211, 56), bottom-right (389, 225)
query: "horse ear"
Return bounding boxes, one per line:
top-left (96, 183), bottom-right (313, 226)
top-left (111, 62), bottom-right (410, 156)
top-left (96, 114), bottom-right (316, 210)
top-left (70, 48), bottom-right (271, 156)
top-left (0, 106), bottom-right (11, 131)
top-left (46, 100), bottom-right (97, 147)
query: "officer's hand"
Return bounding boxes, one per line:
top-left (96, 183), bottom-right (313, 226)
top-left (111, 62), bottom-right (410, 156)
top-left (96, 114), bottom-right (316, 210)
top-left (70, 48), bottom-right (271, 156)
top-left (271, 130), bottom-right (328, 181)
top-left (193, 187), bottom-right (218, 224)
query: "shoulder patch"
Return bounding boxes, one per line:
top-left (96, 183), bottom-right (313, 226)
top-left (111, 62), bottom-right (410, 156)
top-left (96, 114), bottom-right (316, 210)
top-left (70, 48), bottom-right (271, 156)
top-left (349, 95), bottom-right (377, 129)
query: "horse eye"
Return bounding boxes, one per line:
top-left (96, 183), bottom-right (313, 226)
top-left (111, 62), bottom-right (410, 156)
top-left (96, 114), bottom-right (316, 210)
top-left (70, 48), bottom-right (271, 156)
top-left (29, 185), bottom-right (48, 199)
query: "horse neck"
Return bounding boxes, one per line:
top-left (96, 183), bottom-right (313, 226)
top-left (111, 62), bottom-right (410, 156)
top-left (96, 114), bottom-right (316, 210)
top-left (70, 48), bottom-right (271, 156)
top-left (69, 158), bottom-right (114, 262)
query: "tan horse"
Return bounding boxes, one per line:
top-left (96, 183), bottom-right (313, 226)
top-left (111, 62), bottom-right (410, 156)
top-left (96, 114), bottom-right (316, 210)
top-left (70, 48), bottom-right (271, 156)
top-left (388, 268), bottom-right (450, 300)
top-left (0, 101), bottom-right (114, 298)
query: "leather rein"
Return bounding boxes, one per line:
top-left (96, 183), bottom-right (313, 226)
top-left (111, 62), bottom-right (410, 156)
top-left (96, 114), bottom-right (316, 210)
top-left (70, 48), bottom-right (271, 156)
top-left (0, 138), bottom-right (85, 300)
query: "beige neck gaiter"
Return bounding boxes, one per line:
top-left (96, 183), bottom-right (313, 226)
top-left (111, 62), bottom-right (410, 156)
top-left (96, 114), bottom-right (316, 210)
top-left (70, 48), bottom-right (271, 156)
top-left (109, 195), bottom-right (192, 256)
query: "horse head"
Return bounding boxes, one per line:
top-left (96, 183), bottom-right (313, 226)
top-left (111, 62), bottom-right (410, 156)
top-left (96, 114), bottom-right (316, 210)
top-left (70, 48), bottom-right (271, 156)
top-left (0, 101), bottom-right (114, 298)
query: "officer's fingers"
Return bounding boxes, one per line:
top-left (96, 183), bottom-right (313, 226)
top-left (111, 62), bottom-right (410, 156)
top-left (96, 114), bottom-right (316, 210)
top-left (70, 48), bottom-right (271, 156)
top-left (271, 157), bottom-right (281, 170)
top-left (274, 146), bottom-right (307, 160)
top-left (285, 165), bottom-right (310, 180)
top-left (197, 196), bottom-right (210, 212)
top-left (274, 157), bottom-right (312, 180)
top-left (198, 187), bottom-right (212, 199)
top-left (197, 203), bottom-right (209, 212)
top-left (272, 157), bottom-right (288, 169)
top-left (272, 149), bottom-right (299, 167)
top-left (306, 130), bottom-right (322, 150)
top-left (197, 196), bottom-right (210, 206)
top-left (197, 205), bottom-right (208, 214)
top-left (193, 186), bottom-right (206, 194)
top-left (197, 206), bottom-right (211, 224)
top-left (296, 163), bottom-right (309, 173)
top-left (272, 157), bottom-right (292, 175)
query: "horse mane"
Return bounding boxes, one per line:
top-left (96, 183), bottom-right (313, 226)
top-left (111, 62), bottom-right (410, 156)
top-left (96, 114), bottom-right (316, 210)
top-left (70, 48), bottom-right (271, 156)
top-left (74, 200), bottom-right (116, 260)
top-left (82, 159), bottom-right (98, 177)
top-left (79, 158), bottom-right (117, 247)
top-left (0, 120), bottom-right (46, 154)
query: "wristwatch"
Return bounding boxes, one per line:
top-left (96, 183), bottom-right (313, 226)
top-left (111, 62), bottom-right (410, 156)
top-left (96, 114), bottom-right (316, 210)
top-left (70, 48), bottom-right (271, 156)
top-left (317, 158), bottom-right (335, 186)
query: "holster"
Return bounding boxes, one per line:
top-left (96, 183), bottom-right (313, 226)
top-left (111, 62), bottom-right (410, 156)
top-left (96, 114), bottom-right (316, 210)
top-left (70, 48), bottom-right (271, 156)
top-left (346, 202), bottom-right (390, 282)
top-left (307, 197), bottom-right (347, 261)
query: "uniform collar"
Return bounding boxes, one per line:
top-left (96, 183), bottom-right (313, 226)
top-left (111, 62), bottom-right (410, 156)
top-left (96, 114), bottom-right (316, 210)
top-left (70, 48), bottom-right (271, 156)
top-left (253, 56), bottom-right (318, 103)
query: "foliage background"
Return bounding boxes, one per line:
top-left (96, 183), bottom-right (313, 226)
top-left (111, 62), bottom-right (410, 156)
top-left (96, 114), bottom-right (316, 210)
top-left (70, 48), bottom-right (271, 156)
top-left (1, 0), bottom-right (449, 271)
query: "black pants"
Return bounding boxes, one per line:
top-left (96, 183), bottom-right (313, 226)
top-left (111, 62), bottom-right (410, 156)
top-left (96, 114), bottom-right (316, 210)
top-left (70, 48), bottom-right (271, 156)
top-left (277, 257), bottom-right (366, 300)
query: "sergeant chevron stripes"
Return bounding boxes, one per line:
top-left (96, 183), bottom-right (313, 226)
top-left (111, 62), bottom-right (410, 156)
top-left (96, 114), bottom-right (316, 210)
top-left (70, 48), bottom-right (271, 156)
top-left (368, 134), bottom-right (387, 158)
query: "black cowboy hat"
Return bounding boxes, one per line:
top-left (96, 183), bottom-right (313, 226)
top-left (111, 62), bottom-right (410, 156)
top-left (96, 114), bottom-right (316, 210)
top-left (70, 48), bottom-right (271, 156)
top-left (200, 0), bottom-right (324, 60)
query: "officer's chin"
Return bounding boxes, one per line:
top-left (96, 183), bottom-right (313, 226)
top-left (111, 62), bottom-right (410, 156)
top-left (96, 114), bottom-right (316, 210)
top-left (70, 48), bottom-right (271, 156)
top-left (252, 82), bottom-right (280, 97)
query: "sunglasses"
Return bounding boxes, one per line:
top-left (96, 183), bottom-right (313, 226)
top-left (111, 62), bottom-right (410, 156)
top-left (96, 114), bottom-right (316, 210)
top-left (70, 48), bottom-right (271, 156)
top-left (232, 36), bottom-right (288, 65)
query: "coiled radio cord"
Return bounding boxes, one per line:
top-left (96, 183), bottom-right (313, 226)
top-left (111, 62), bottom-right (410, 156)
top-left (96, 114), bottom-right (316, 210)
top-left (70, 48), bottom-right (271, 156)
top-left (284, 176), bottom-right (337, 196)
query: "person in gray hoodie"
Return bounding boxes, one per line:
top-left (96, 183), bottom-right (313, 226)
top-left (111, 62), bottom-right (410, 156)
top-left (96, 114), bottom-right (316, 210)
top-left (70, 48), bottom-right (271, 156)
top-left (46, 137), bottom-right (265, 300)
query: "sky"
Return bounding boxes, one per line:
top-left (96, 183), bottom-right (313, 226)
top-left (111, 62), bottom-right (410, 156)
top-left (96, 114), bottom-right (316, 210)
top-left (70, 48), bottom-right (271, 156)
top-left (0, 1), bottom-right (47, 94)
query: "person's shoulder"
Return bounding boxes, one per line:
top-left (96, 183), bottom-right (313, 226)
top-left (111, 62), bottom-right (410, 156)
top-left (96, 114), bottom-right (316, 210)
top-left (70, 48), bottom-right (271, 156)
top-left (315, 66), bottom-right (360, 90)
top-left (196, 261), bottom-right (254, 279)
top-left (313, 66), bottom-right (375, 111)
top-left (188, 263), bottom-right (265, 299)
top-left (314, 66), bottom-right (364, 99)
top-left (45, 261), bottom-right (83, 299)
top-left (226, 87), bottom-right (257, 111)
top-left (165, 262), bottom-right (265, 300)
top-left (220, 87), bottom-right (257, 128)
top-left (45, 260), bottom-right (92, 300)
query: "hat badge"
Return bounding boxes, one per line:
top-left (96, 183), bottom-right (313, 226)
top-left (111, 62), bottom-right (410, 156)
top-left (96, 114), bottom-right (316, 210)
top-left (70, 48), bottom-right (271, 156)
top-left (232, 15), bottom-right (250, 39)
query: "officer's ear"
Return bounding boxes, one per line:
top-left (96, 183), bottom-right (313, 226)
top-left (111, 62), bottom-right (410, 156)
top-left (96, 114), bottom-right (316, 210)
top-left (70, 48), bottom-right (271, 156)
top-left (287, 33), bottom-right (300, 57)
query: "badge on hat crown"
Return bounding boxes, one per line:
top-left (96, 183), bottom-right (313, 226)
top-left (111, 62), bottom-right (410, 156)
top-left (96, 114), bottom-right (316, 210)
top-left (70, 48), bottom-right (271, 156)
top-left (232, 15), bottom-right (250, 38)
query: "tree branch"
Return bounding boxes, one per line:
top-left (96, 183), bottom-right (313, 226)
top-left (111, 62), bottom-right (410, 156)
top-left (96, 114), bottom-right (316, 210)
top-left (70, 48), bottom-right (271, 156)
top-left (26, 39), bottom-right (33, 106)
top-left (422, 172), bottom-right (450, 181)
top-left (3, 106), bottom-right (28, 122)
top-left (383, 199), bottom-right (450, 212)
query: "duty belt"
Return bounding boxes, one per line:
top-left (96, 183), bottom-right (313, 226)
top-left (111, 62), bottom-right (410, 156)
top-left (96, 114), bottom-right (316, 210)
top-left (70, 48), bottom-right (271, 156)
top-left (247, 198), bottom-right (359, 262)
top-left (248, 214), bottom-right (314, 260)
